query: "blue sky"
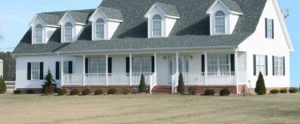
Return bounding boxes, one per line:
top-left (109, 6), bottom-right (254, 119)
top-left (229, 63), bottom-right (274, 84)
top-left (0, 0), bottom-right (299, 87)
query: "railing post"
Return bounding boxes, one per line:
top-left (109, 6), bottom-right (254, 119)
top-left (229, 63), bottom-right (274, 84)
top-left (106, 54), bottom-right (109, 86)
top-left (82, 55), bottom-right (86, 86)
top-left (60, 56), bottom-right (64, 87)
top-left (129, 53), bottom-right (132, 86)
top-left (235, 51), bottom-right (239, 94)
top-left (204, 51), bottom-right (208, 86)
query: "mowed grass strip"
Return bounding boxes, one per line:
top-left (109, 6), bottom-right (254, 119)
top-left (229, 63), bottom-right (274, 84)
top-left (0, 94), bottom-right (300, 124)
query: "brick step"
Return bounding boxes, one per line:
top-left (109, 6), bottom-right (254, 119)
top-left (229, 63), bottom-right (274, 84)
top-left (152, 86), bottom-right (172, 94)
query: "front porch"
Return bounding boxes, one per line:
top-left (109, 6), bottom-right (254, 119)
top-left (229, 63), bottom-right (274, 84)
top-left (59, 50), bottom-right (247, 94)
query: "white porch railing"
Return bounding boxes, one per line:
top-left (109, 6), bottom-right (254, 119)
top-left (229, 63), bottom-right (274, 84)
top-left (86, 73), bottom-right (106, 86)
top-left (206, 72), bottom-right (236, 85)
top-left (63, 74), bottom-right (83, 86)
top-left (149, 73), bottom-right (157, 94)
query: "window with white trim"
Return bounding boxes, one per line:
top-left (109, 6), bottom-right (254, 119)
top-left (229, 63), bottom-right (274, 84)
top-left (88, 58), bottom-right (106, 73)
top-left (256, 55), bottom-right (266, 75)
top-left (63, 61), bottom-right (69, 74)
top-left (274, 56), bottom-right (284, 76)
top-left (208, 55), bottom-right (230, 74)
top-left (132, 57), bottom-right (151, 73)
top-left (64, 22), bottom-right (73, 42)
top-left (215, 11), bottom-right (225, 34)
top-left (266, 18), bottom-right (274, 39)
top-left (31, 62), bottom-right (40, 80)
top-left (152, 15), bottom-right (162, 37)
top-left (35, 24), bottom-right (43, 43)
top-left (96, 19), bottom-right (105, 39)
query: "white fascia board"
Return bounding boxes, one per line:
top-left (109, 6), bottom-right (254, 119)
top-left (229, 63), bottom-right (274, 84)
top-left (58, 12), bottom-right (76, 26)
top-left (29, 14), bottom-right (46, 27)
top-left (207, 0), bottom-right (242, 15)
top-left (166, 15), bottom-right (180, 19)
top-left (145, 3), bottom-right (167, 18)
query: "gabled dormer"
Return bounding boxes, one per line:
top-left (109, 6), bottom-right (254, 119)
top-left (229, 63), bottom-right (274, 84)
top-left (145, 3), bottom-right (180, 38)
top-left (29, 14), bottom-right (60, 44)
top-left (89, 7), bottom-right (123, 40)
top-left (58, 12), bottom-right (88, 43)
top-left (206, 0), bottom-right (243, 35)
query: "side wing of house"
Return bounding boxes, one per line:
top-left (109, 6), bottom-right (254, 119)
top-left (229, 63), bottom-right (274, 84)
top-left (238, 0), bottom-right (293, 89)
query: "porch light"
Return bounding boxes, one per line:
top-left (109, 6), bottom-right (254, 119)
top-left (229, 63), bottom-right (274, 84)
top-left (190, 56), bottom-right (193, 59)
top-left (163, 56), bottom-right (167, 60)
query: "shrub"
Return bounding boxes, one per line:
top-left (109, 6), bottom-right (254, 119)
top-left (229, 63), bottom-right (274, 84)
top-left (123, 88), bottom-right (130, 95)
top-left (280, 89), bottom-right (287, 93)
top-left (13, 90), bottom-right (22, 94)
top-left (255, 72), bottom-right (266, 95)
top-left (94, 89), bottom-right (104, 95)
top-left (270, 89), bottom-right (280, 94)
top-left (59, 89), bottom-right (68, 95)
top-left (289, 88), bottom-right (298, 93)
top-left (82, 88), bottom-right (91, 95)
top-left (204, 89), bottom-right (215, 96)
top-left (42, 70), bottom-right (56, 95)
top-left (139, 74), bottom-right (147, 93)
top-left (177, 73), bottom-right (185, 95)
top-left (26, 90), bottom-right (35, 94)
top-left (220, 88), bottom-right (231, 96)
top-left (108, 89), bottom-right (117, 94)
top-left (188, 87), bottom-right (196, 95)
top-left (70, 89), bottom-right (80, 95)
top-left (0, 76), bottom-right (7, 94)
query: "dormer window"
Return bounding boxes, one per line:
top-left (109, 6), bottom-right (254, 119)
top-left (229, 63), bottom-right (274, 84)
top-left (96, 19), bottom-right (105, 39)
top-left (215, 11), bottom-right (225, 34)
top-left (64, 22), bottom-right (73, 42)
top-left (152, 15), bottom-right (162, 37)
top-left (35, 24), bottom-right (43, 44)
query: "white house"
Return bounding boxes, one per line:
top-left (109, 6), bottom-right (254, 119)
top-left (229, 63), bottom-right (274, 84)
top-left (13, 0), bottom-right (294, 94)
top-left (0, 59), bottom-right (3, 77)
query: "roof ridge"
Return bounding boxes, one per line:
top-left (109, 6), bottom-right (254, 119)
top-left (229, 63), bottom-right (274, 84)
top-left (40, 9), bottom-right (95, 15)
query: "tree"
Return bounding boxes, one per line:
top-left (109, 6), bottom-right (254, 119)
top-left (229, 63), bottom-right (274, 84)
top-left (139, 74), bottom-right (147, 93)
top-left (177, 72), bottom-right (185, 94)
top-left (255, 72), bottom-right (266, 95)
top-left (0, 52), bottom-right (16, 81)
top-left (42, 70), bottom-right (56, 95)
top-left (0, 76), bottom-right (7, 94)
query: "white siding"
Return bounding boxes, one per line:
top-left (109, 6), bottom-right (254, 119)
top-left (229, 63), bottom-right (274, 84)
top-left (107, 21), bottom-right (120, 39)
top-left (0, 59), bottom-right (3, 77)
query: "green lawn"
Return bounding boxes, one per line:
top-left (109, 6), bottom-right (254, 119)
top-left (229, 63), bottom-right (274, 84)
top-left (0, 93), bottom-right (299, 124)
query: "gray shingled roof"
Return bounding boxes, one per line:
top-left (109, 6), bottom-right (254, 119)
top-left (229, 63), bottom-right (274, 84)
top-left (99, 7), bottom-right (123, 20)
top-left (222, 0), bottom-right (243, 13)
top-left (156, 2), bottom-right (180, 17)
top-left (13, 0), bottom-right (267, 55)
top-left (68, 10), bottom-right (94, 24)
top-left (39, 14), bottom-right (63, 26)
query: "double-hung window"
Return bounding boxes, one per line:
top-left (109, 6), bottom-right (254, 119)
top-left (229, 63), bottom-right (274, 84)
top-left (207, 55), bottom-right (230, 75)
top-left (255, 55), bottom-right (266, 75)
top-left (273, 56), bottom-right (284, 76)
top-left (31, 62), bottom-right (40, 80)
top-left (132, 57), bottom-right (152, 73)
top-left (64, 22), bottom-right (73, 42)
top-left (35, 24), bottom-right (43, 43)
top-left (266, 18), bottom-right (274, 39)
top-left (215, 11), bottom-right (225, 34)
top-left (152, 15), bottom-right (162, 37)
top-left (88, 58), bottom-right (106, 73)
top-left (96, 19), bottom-right (105, 39)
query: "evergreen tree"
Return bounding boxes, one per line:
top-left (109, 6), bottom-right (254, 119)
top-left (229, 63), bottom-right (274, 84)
top-left (255, 72), bottom-right (266, 95)
top-left (139, 74), bottom-right (147, 93)
top-left (42, 70), bottom-right (56, 95)
top-left (177, 72), bottom-right (185, 94)
top-left (0, 76), bottom-right (7, 94)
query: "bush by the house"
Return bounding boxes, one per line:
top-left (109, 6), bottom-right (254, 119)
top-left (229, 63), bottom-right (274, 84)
top-left (0, 76), bottom-right (7, 94)
top-left (188, 87), bottom-right (196, 95)
top-left (59, 89), bottom-right (68, 95)
top-left (42, 70), bottom-right (56, 95)
top-left (26, 90), bottom-right (35, 94)
top-left (123, 88), bottom-right (130, 95)
top-left (255, 72), bottom-right (266, 95)
top-left (70, 89), bottom-right (80, 95)
top-left (139, 74), bottom-right (147, 93)
top-left (82, 88), bottom-right (91, 95)
top-left (219, 88), bottom-right (231, 96)
top-left (108, 88), bottom-right (117, 94)
top-left (270, 89), bottom-right (280, 94)
top-left (204, 89), bottom-right (215, 96)
top-left (94, 89), bottom-right (104, 95)
top-left (289, 88), bottom-right (298, 93)
top-left (177, 73), bottom-right (185, 95)
top-left (280, 89), bottom-right (287, 93)
top-left (13, 89), bottom-right (22, 94)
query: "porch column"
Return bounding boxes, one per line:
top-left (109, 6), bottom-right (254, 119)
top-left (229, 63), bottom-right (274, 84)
top-left (129, 53), bottom-right (132, 86)
top-left (172, 52), bottom-right (179, 94)
top-left (154, 53), bottom-right (157, 75)
top-left (106, 54), bottom-right (109, 86)
top-left (82, 55), bottom-right (86, 86)
top-left (235, 51), bottom-right (239, 94)
top-left (204, 51), bottom-right (208, 86)
top-left (60, 56), bottom-right (64, 87)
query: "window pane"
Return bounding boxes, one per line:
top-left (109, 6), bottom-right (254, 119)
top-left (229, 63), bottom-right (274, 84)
top-left (88, 58), bottom-right (106, 73)
top-left (219, 55), bottom-right (229, 73)
top-left (256, 55), bottom-right (266, 75)
top-left (153, 21), bottom-right (161, 36)
top-left (65, 22), bottom-right (73, 42)
top-left (63, 61), bottom-right (69, 74)
top-left (267, 19), bottom-right (273, 38)
top-left (96, 19), bottom-right (104, 39)
top-left (208, 55), bottom-right (218, 73)
top-left (132, 57), bottom-right (151, 73)
top-left (31, 63), bottom-right (40, 80)
top-left (35, 24), bottom-right (43, 43)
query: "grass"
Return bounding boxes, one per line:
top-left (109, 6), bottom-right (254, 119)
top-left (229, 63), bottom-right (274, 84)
top-left (0, 94), bottom-right (300, 124)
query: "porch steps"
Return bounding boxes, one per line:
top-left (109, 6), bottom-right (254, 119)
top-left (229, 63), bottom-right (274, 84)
top-left (152, 86), bottom-right (172, 94)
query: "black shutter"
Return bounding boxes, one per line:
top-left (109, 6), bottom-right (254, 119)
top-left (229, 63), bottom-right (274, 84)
top-left (265, 18), bottom-right (268, 38)
top-left (27, 63), bottom-right (31, 80)
top-left (108, 57), bottom-right (112, 73)
top-left (253, 55), bottom-right (256, 76)
top-left (40, 62), bottom-right (44, 80)
top-left (126, 57), bottom-right (130, 73)
top-left (230, 54), bottom-right (235, 72)
top-left (265, 56), bottom-right (268, 76)
top-left (68, 61), bottom-right (73, 74)
top-left (283, 57), bottom-right (286, 76)
top-left (201, 55), bottom-right (205, 73)
top-left (151, 56), bottom-right (155, 73)
top-left (272, 56), bottom-right (275, 76)
top-left (56, 62), bottom-right (60, 80)
top-left (272, 19), bottom-right (274, 39)
top-left (85, 58), bottom-right (89, 73)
